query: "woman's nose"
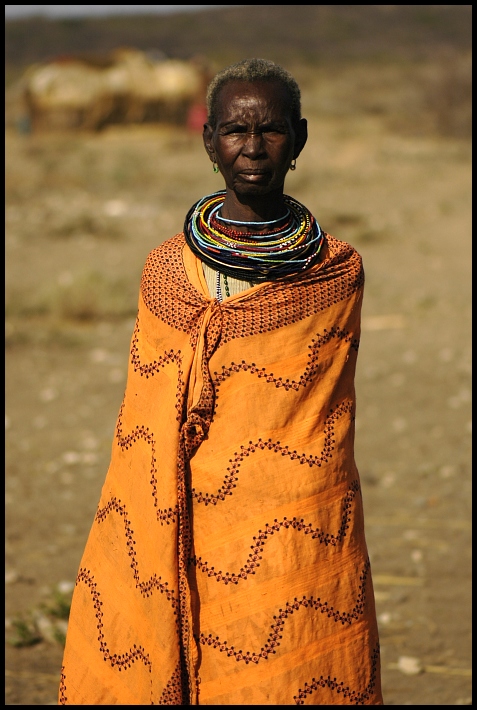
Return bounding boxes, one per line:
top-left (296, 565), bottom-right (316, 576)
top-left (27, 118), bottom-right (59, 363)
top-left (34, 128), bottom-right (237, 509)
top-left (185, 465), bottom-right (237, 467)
top-left (242, 131), bottom-right (265, 157)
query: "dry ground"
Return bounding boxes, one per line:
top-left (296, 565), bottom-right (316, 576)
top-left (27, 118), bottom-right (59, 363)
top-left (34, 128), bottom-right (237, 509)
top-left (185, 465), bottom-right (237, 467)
top-left (5, 67), bottom-right (471, 705)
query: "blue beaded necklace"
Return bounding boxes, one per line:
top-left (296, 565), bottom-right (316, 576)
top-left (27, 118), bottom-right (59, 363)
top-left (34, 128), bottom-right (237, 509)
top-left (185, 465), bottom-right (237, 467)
top-left (184, 190), bottom-right (324, 283)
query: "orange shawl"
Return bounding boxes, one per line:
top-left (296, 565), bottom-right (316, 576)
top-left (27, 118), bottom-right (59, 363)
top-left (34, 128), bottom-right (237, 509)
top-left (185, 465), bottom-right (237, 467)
top-left (59, 233), bottom-right (382, 705)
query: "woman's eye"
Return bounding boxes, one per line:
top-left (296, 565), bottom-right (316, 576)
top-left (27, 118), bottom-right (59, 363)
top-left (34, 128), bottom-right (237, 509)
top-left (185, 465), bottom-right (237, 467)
top-left (220, 125), bottom-right (287, 136)
top-left (223, 126), bottom-right (246, 135)
top-left (264, 126), bottom-right (287, 134)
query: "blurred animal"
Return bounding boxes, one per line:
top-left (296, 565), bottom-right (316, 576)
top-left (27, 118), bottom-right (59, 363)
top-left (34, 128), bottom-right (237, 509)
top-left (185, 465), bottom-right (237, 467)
top-left (22, 48), bottom-right (209, 131)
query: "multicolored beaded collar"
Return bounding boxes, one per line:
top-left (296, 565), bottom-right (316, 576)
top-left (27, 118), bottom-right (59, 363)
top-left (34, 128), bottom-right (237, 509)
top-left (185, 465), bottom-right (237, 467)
top-left (184, 190), bottom-right (324, 282)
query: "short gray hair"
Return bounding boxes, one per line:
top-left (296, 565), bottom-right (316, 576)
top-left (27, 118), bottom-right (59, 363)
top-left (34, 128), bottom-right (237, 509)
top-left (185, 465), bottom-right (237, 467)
top-left (206, 58), bottom-right (302, 128)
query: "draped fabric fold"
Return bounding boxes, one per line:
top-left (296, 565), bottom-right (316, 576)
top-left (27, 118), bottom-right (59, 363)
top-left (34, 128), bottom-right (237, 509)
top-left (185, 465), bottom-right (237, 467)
top-left (59, 232), bottom-right (383, 705)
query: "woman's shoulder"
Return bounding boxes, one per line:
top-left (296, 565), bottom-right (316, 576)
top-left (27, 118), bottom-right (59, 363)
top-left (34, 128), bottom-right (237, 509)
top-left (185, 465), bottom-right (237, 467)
top-left (303, 233), bottom-right (363, 280)
top-left (145, 233), bottom-right (185, 262)
top-left (141, 233), bottom-right (185, 271)
top-left (323, 233), bottom-right (362, 262)
top-left (290, 232), bottom-right (364, 295)
top-left (140, 233), bottom-right (186, 287)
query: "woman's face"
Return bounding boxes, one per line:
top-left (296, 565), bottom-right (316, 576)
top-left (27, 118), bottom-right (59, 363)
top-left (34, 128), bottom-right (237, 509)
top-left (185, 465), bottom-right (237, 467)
top-left (204, 80), bottom-right (307, 198)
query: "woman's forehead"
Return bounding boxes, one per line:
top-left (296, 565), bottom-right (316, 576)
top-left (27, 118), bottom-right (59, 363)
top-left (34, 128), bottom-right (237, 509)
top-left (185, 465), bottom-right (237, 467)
top-left (216, 80), bottom-right (292, 120)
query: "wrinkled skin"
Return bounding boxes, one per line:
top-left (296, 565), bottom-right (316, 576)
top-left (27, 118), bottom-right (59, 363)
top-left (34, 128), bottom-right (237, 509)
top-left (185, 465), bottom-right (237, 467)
top-left (203, 80), bottom-right (308, 224)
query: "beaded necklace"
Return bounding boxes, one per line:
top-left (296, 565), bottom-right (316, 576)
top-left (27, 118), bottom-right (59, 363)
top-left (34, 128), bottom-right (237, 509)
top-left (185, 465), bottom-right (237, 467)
top-left (184, 190), bottom-right (324, 283)
top-left (215, 270), bottom-right (230, 301)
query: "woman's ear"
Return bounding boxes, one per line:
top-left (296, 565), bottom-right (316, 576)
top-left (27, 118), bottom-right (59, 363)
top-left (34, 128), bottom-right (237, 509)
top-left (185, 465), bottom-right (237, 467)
top-left (203, 123), bottom-right (215, 160)
top-left (293, 118), bottom-right (308, 159)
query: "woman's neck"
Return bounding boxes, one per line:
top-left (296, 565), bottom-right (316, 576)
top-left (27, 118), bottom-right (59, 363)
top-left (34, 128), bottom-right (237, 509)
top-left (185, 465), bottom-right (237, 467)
top-left (220, 188), bottom-right (288, 230)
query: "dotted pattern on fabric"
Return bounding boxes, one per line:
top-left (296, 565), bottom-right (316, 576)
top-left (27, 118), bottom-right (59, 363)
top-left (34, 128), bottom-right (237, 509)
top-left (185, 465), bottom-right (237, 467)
top-left (199, 556), bottom-right (370, 664)
top-left (59, 230), bottom-right (382, 705)
top-left (140, 233), bottom-right (367, 703)
top-left (191, 402), bottom-right (356, 508)
top-left (158, 662), bottom-right (185, 705)
top-left (193, 480), bottom-right (360, 580)
top-left (294, 643), bottom-right (381, 705)
top-left (130, 320), bottom-right (185, 423)
top-left (95, 497), bottom-right (180, 608)
top-left (140, 233), bottom-right (364, 349)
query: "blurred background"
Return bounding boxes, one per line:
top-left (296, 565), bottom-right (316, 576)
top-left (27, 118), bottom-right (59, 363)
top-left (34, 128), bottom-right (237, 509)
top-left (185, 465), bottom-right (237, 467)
top-left (5, 5), bottom-right (471, 705)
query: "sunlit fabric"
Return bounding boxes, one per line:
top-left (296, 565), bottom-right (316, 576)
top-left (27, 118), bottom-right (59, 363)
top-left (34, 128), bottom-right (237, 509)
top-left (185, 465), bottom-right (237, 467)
top-left (60, 232), bottom-right (382, 705)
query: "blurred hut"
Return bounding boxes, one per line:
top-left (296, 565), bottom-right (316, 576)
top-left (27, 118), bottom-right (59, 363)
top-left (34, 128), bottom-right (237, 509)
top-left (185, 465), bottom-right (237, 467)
top-left (20, 48), bottom-right (210, 132)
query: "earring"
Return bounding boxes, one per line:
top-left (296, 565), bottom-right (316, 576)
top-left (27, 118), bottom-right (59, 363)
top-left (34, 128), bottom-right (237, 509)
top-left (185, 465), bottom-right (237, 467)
top-left (290, 159), bottom-right (297, 171)
top-left (212, 159), bottom-right (219, 174)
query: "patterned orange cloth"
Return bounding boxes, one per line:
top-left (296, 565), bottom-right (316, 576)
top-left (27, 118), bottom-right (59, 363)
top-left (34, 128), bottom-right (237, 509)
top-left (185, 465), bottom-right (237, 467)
top-left (59, 233), bottom-right (383, 705)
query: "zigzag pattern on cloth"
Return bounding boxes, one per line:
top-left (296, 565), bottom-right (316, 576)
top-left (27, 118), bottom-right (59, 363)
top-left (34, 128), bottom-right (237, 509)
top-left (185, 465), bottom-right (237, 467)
top-left (294, 643), bottom-right (381, 705)
top-left (198, 558), bottom-right (371, 664)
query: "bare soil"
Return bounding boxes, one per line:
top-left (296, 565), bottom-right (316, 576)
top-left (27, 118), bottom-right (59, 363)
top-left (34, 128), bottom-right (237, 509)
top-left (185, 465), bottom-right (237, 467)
top-left (5, 73), bottom-right (471, 705)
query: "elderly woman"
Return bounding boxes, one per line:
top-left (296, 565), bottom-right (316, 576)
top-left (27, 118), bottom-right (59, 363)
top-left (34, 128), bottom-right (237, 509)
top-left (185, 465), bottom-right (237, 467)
top-left (60, 59), bottom-right (383, 705)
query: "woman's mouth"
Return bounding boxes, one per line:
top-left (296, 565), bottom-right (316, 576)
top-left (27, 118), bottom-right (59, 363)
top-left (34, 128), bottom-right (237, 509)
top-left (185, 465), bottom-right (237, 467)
top-left (239, 170), bottom-right (269, 181)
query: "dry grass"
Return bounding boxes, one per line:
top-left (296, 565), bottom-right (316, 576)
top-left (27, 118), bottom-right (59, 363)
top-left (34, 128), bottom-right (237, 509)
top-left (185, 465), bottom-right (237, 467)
top-left (296, 55), bottom-right (472, 139)
top-left (6, 270), bottom-right (136, 323)
top-left (7, 586), bottom-right (73, 649)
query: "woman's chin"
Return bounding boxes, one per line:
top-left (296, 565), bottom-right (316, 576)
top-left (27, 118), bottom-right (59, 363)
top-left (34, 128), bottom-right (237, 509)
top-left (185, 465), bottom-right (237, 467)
top-left (231, 180), bottom-right (275, 197)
